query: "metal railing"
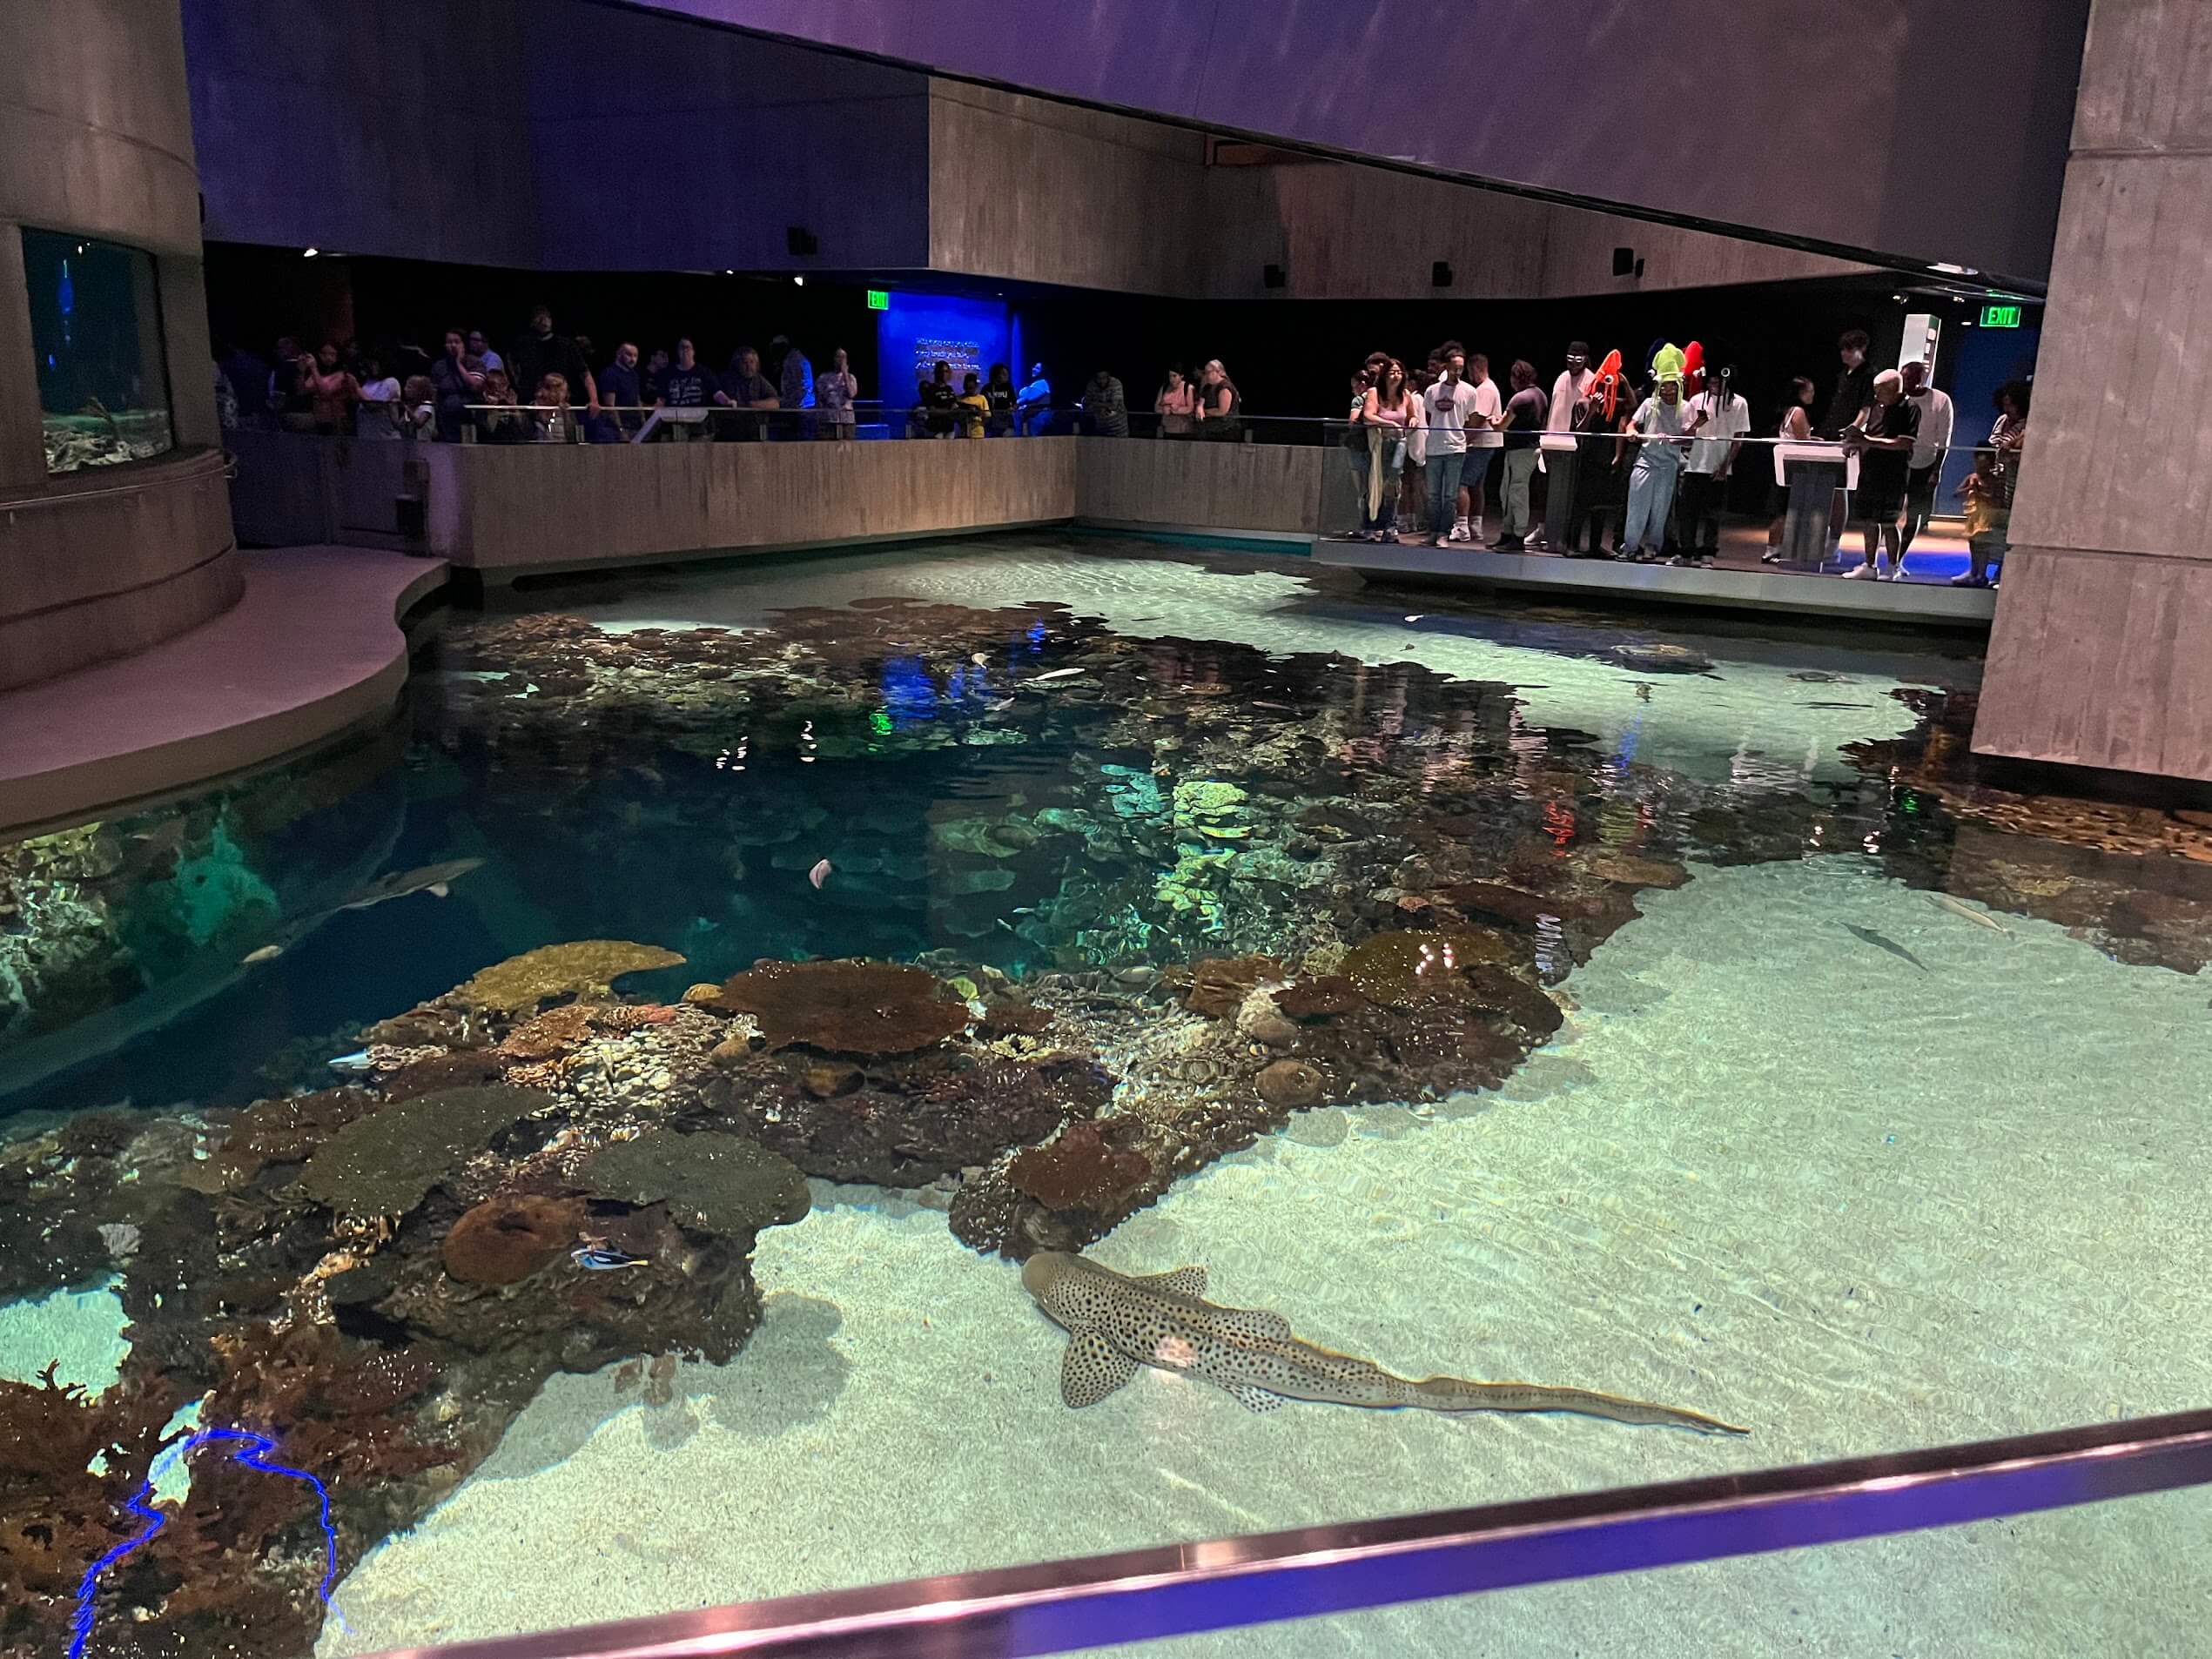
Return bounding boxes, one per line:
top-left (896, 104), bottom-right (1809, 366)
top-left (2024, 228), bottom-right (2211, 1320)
top-left (366, 1407), bottom-right (2212, 1659)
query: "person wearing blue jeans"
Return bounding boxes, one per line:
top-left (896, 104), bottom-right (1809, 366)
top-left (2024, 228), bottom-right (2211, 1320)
top-left (1422, 348), bottom-right (1477, 544)
top-left (1619, 368), bottom-right (1700, 560)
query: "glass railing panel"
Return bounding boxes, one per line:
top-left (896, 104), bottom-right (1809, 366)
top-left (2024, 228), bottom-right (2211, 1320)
top-left (1079, 1478), bottom-right (2211, 1659)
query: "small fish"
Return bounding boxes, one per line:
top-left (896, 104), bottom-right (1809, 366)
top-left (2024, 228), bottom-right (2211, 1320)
top-left (339, 857), bottom-right (485, 911)
top-left (1025, 1254), bottom-right (1745, 1433)
top-left (1929, 893), bottom-right (2014, 937)
top-left (327, 1048), bottom-right (375, 1075)
top-left (1029, 668), bottom-right (1086, 684)
top-left (808, 858), bottom-right (833, 889)
top-left (1252, 701), bottom-right (1295, 712)
top-left (1800, 701), bottom-right (1873, 709)
top-left (572, 1246), bottom-right (649, 1272)
top-left (972, 652), bottom-right (989, 668)
top-left (240, 944), bottom-right (285, 965)
top-left (986, 696), bottom-right (1015, 713)
top-left (1842, 923), bottom-right (1929, 971)
top-left (1403, 615), bottom-right (1426, 623)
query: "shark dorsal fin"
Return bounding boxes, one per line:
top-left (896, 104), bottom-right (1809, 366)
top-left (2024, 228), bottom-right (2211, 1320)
top-left (1060, 1328), bottom-right (1140, 1407)
top-left (1213, 1307), bottom-right (1293, 1342)
top-left (1132, 1266), bottom-right (1207, 1297)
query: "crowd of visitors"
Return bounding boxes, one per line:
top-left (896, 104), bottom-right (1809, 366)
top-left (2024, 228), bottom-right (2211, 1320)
top-left (1329, 328), bottom-right (2025, 584)
top-left (215, 307), bottom-right (855, 446)
top-left (214, 301), bottom-right (2025, 586)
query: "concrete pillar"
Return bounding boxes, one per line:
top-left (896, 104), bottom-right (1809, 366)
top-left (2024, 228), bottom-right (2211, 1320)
top-left (1973, 0), bottom-right (2212, 779)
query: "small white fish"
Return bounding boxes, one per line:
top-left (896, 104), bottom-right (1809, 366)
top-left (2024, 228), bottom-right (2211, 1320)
top-left (241, 944), bottom-right (285, 965)
top-left (1404, 615), bottom-right (1425, 623)
top-left (327, 1049), bottom-right (375, 1075)
top-left (808, 859), bottom-right (832, 889)
top-left (986, 697), bottom-right (1015, 713)
top-left (1029, 668), bottom-right (1086, 683)
top-left (1929, 893), bottom-right (2014, 937)
top-left (972, 652), bottom-right (989, 668)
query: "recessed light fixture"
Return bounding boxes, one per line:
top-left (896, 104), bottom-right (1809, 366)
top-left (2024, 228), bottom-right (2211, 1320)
top-left (792, 275), bottom-right (804, 286)
top-left (303, 246), bottom-right (319, 258)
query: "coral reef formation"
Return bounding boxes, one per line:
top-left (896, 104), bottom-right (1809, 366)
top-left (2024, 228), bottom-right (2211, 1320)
top-left (709, 959), bottom-right (970, 1054)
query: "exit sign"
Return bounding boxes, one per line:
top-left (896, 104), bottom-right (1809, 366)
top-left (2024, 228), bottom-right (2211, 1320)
top-left (865, 289), bottom-right (890, 311)
top-left (1980, 303), bottom-right (2022, 328)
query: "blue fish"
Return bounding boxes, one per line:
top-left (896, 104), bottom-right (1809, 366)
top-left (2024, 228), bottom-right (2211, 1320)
top-left (571, 1246), bottom-right (648, 1272)
top-left (326, 1049), bottom-right (374, 1075)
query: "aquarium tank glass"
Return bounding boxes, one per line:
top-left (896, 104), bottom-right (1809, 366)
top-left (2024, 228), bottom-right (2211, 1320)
top-left (22, 226), bottom-right (175, 474)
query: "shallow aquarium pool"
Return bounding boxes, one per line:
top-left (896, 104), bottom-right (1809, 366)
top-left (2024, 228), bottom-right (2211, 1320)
top-left (3, 534), bottom-right (2209, 1657)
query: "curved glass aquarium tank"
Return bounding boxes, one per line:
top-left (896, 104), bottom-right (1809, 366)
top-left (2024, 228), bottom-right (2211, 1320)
top-left (3, 533), bottom-right (2209, 1658)
top-left (21, 226), bottom-right (175, 474)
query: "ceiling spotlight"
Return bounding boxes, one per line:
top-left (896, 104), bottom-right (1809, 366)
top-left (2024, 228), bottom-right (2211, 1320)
top-left (303, 246), bottom-right (319, 258)
top-left (792, 275), bottom-right (805, 286)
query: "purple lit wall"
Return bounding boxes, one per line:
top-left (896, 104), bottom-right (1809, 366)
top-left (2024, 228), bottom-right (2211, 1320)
top-left (643, 0), bottom-right (2089, 284)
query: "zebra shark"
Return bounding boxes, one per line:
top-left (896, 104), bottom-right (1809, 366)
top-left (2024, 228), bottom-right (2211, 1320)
top-left (1021, 1252), bottom-right (1746, 1434)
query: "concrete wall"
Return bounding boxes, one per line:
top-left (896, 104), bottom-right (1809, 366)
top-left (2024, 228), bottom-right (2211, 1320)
top-left (1201, 157), bottom-right (1875, 301)
top-left (0, 0), bottom-right (237, 690)
top-left (925, 83), bottom-right (1873, 300)
top-left (184, 0), bottom-right (932, 272)
top-left (1973, 0), bottom-right (2212, 781)
top-left (421, 437), bottom-right (1078, 574)
top-left (658, 0), bottom-right (2089, 284)
top-left (928, 84), bottom-right (1209, 294)
top-left (1076, 439), bottom-right (1321, 536)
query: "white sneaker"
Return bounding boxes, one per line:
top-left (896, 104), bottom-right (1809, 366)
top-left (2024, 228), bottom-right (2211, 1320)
top-left (1841, 563), bottom-right (1878, 580)
top-left (1885, 561), bottom-right (1910, 581)
top-left (1448, 525), bottom-right (1471, 543)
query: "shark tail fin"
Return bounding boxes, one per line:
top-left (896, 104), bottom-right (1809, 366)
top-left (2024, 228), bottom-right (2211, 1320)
top-left (1414, 1375), bottom-right (1748, 1434)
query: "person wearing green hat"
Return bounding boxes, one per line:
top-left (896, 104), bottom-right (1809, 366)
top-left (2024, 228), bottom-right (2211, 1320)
top-left (1618, 346), bottom-right (1705, 561)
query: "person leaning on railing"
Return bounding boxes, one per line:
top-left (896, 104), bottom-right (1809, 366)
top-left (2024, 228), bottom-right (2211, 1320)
top-left (1194, 359), bottom-right (1241, 441)
top-left (1155, 366), bottom-right (1196, 438)
top-left (474, 367), bottom-right (526, 444)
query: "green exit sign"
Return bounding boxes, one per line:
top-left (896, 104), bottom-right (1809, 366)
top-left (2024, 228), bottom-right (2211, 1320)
top-left (865, 289), bottom-right (890, 311)
top-left (1980, 303), bottom-right (2023, 328)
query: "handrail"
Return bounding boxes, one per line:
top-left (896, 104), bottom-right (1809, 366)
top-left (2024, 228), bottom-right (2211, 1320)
top-left (363, 1407), bottom-right (2212, 1659)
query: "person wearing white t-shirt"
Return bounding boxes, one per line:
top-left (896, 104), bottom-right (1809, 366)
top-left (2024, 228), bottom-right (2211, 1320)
top-left (1677, 371), bottom-right (1749, 560)
top-left (1898, 359), bottom-right (1955, 556)
top-left (1422, 348), bottom-right (1481, 544)
top-left (1462, 354), bottom-right (1504, 541)
top-left (1532, 341), bottom-right (1597, 547)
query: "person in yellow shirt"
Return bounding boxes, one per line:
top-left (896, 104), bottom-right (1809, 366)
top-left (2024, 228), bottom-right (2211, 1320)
top-left (957, 370), bottom-right (990, 439)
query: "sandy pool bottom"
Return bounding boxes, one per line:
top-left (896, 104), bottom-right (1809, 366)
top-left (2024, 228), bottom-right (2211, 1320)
top-left (319, 856), bottom-right (2212, 1657)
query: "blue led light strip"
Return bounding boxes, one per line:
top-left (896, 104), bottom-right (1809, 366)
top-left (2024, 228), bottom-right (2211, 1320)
top-left (70, 1427), bottom-right (340, 1659)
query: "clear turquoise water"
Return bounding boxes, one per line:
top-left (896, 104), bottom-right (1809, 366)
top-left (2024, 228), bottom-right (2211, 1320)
top-left (4, 534), bottom-right (2209, 1658)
